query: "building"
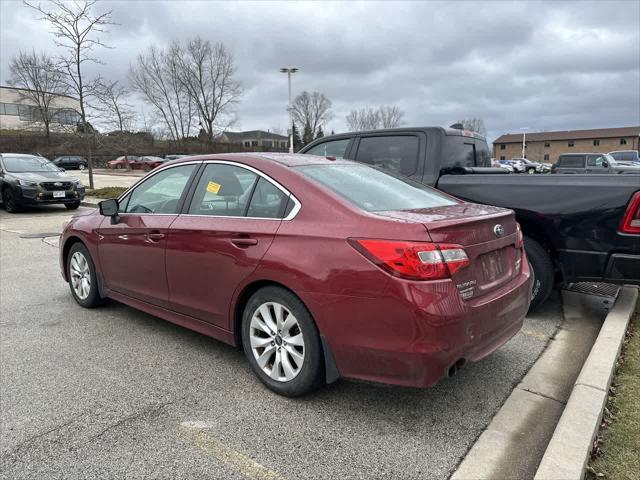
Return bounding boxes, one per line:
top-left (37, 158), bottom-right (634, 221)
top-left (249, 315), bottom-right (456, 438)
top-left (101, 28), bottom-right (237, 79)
top-left (493, 126), bottom-right (640, 163)
top-left (0, 86), bottom-right (82, 132)
top-left (217, 130), bottom-right (288, 150)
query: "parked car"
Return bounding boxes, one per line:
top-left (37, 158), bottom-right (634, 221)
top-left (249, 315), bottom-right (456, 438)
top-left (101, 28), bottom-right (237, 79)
top-left (497, 160), bottom-right (515, 172)
top-left (107, 155), bottom-right (141, 170)
top-left (300, 127), bottom-right (640, 311)
top-left (551, 153), bottom-right (640, 174)
top-left (0, 153), bottom-right (85, 212)
top-left (139, 155), bottom-right (167, 170)
top-left (60, 153), bottom-right (532, 396)
top-left (507, 159), bottom-right (526, 173)
top-left (513, 158), bottom-right (543, 174)
top-left (52, 155), bottom-right (88, 170)
top-left (608, 150), bottom-right (640, 165)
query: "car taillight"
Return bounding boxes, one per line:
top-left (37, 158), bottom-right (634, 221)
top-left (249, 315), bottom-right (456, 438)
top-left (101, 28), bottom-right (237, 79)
top-left (620, 192), bottom-right (640, 234)
top-left (349, 239), bottom-right (470, 280)
top-left (515, 223), bottom-right (524, 248)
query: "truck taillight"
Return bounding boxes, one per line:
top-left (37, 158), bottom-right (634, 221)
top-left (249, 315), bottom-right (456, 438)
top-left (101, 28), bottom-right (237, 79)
top-left (620, 192), bottom-right (640, 234)
top-left (349, 239), bottom-right (470, 280)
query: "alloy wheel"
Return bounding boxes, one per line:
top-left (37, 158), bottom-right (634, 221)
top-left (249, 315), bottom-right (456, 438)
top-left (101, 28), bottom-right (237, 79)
top-left (70, 251), bottom-right (91, 300)
top-left (249, 302), bottom-right (305, 382)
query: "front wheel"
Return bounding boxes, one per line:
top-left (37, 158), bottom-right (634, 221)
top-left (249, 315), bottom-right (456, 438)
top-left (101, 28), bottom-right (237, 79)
top-left (242, 286), bottom-right (324, 397)
top-left (527, 168), bottom-right (536, 174)
top-left (524, 236), bottom-right (554, 312)
top-left (67, 243), bottom-right (104, 308)
top-left (79, 164), bottom-right (86, 170)
top-left (2, 188), bottom-right (20, 213)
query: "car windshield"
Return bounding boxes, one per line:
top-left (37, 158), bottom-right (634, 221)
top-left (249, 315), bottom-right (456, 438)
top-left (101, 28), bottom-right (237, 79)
top-left (297, 164), bottom-right (458, 212)
top-left (2, 155), bottom-right (59, 173)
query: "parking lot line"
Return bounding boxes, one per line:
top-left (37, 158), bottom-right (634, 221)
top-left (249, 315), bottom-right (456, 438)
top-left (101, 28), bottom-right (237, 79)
top-left (179, 421), bottom-right (286, 480)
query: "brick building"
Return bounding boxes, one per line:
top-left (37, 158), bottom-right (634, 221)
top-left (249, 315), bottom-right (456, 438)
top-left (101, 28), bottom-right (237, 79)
top-left (493, 126), bottom-right (640, 163)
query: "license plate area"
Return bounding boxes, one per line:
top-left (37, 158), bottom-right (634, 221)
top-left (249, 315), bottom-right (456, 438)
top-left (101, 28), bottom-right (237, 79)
top-left (479, 248), bottom-right (509, 283)
top-left (53, 191), bottom-right (66, 198)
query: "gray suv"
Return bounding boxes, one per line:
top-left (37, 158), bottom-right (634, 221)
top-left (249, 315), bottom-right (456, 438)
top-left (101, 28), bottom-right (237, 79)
top-left (551, 153), bottom-right (640, 174)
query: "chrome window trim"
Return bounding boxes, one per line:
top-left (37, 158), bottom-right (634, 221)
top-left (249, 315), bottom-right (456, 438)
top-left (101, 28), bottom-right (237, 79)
top-left (116, 159), bottom-right (301, 220)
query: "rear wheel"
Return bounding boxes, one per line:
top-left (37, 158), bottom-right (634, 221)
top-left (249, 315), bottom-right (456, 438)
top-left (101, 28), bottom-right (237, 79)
top-left (79, 164), bottom-right (86, 170)
top-left (242, 286), bottom-right (324, 397)
top-left (2, 188), bottom-right (20, 213)
top-left (67, 243), bottom-right (104, 308)
top-left (524, 236), bottom-right (554, 311)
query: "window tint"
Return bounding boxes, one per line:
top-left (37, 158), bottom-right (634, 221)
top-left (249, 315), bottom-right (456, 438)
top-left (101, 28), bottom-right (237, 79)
top-left (125, 164), bottom-right (196, 214)
top-left (306, 139), bottom-right (350, 159)
top-left (558, 156), bottom-right (584, 168)
top-left (441, 138), bottom-right (490, 169)
top-left (188, 164), bottom-right (258, 216)
top-left (247, 178), bottom-right (289, 218)
top-left (298, 164), bottom-right (457, 212)
top-left (355, 136), bottom-right (419, 176)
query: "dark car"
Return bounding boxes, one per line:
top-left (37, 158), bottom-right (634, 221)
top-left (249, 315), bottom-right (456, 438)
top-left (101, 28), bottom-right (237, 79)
top-left (59, 153), bottom-right (531, 396)
top-left (300, 127), bottom-right (640, 311)
top-left (551, 153), bottom-right (640, 174)
top-left (52, 155), bottom-right (88, 170)
top-left (1, 153), bottom-right (85, 212)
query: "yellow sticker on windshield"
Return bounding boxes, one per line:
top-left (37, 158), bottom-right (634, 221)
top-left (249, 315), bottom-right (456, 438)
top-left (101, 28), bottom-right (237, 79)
top-left (206, 181), bottom-right (221, 194)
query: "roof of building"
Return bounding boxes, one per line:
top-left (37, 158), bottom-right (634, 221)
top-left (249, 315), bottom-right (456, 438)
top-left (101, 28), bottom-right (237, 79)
top-left (0, 85), bottom-right (80, 102)
top-left (221, 130), bottom-right (288, 142)
top-left (494, 126), bottom-right (640, 144)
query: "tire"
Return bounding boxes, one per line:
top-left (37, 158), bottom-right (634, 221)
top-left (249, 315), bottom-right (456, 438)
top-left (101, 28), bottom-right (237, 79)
top-left (524, 236), bottom-right (554, 312)
top-left (67, 242), bottom-right (105, 308)
top-left (2, 188), bottom-right (20, 213)
top-left (65, 201), bottom-right (81, 210)
top-left (79, 164), bottom-right (86, 170)
top-left (241, 286), bottom-right (324, 397)
top-left (527, 168), bottom-right (535, 174)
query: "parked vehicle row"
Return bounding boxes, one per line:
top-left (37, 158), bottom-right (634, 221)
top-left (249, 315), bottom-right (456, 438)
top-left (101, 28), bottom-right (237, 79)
top-left (60, 153), bottom-right (532, 396)
top-left (107, 155), bottom-right (167, 171)
top-left (0, 153), bottom-right (85, 212)
top-left (552, 153), bottom-right (640, 174)
top-left (300, 127), bottom-right (640, 311)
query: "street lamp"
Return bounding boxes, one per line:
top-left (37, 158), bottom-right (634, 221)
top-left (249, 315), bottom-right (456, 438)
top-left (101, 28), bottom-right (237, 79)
top-left (280, 67), bottom-right (298, 153)
top-left (520, 127), bottom-right (529, 159)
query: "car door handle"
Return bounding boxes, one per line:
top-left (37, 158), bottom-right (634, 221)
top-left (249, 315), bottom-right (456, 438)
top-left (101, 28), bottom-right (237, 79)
top-left (146, 232), bottom-right (165, 242)
top-left (231, 238), bottom-right (258, 247)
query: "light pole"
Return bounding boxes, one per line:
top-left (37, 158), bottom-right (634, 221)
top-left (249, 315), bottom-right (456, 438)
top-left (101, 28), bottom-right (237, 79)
top-left (280, 67), bottom-right (298, 153)
top-left (520, 127), bottom-right (529, 159)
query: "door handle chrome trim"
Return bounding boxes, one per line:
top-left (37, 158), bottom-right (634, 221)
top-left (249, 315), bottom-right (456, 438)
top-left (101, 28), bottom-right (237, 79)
top-left (231, 238), bottom-right (258, 247)
top-left (147, 233), bottom-right (165, 241)
top-left (117, 235), bottom-right (129, 240)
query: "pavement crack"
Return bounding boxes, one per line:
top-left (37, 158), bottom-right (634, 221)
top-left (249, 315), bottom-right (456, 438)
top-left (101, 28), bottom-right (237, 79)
top-left (86, 396), bottom-right (184, 444)
top-left (3, 414), bottom-right (84, 458)
top-left (518, 387), bottom-right (566, 405)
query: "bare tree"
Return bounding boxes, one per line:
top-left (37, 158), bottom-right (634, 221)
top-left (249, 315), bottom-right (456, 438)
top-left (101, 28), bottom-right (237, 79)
top-left (456, 117), bottom-right (487, 136)
top-left (94, 80), bottom-right (136, 132)
top-left (346, 105), bottom-right (405, 131)
top-left (130, 43), bottom-right (195, 142)
top-left (290, 91), bottom-right (333, 138)
top-left (24, 0), bottom-right (115, 188)
top-left (176, 37), bottom-right (242, 142)
top-left (345, 107), bottom-right (381, 131)
top-left (8, 50), bottom-right (69, 140)
top-left (378, 105), bottom-right (404, 128)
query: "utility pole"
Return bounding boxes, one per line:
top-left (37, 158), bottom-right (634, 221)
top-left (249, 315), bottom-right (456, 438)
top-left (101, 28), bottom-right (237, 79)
top-left (520, 127), bottom-right (529, 158)
top-left (280, 67), bottom-right (298, 153)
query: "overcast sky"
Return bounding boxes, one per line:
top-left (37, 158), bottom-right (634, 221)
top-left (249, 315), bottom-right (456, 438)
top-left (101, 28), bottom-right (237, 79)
top-left (1, 0), bottom-right (639, 142)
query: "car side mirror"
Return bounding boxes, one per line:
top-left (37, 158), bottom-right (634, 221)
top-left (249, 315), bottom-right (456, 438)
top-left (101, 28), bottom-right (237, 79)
top-left (99, 198), bottom-right (120, 224)
top-left (602, 161), bottom-right (609, 168)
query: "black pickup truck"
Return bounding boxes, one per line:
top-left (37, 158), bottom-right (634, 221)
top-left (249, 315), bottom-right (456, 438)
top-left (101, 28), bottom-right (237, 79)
top-left (300, 127), bottom-right (640, 310)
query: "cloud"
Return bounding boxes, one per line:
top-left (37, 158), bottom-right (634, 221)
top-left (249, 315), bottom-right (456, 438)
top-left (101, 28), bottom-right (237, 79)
top-left (1, 0), bottom-right (638, 142)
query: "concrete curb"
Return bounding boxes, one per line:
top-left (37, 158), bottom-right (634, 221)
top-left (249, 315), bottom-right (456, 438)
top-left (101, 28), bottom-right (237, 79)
top-left (534, 286), bottom-right (638, 480)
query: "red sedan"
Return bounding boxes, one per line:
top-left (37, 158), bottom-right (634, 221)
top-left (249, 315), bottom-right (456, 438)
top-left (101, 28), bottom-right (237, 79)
top-left (107, 155), bottom-right (141, 170)
top-left (59, 153), bottom-right (532, 396)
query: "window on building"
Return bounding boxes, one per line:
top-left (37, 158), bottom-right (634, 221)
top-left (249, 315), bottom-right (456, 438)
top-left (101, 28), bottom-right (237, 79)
top-left (568, 141), bottom-right (575, 147)
top-left (543, 154), bottom-right (550, 161)
top-left (2, 103), bottom-right (19, 116)
top-left (500, 156), bottom-right (506, 160)
top-left (544, 142), bottom-right (550, 148)
top-left (243, 141), bottom-right (250, 147)
top-left (262, 140), bottom-right (273, 148)
top-left (500, 144), bottom-right (505, 150)
top-left (620, 138), bottom-right (627, 145)
top-left (281, 142), bottom-right (287, 148)
top-left (593, 139), bottom-right (600, 146)
top-left (524, 155), bottom-right (528, 159)
top-left (251, 140), bottom-right (258, 147)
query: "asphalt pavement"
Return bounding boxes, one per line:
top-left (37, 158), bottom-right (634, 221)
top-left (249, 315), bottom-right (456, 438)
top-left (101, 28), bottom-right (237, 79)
top-left (1, 205), bottom-right (565, 480)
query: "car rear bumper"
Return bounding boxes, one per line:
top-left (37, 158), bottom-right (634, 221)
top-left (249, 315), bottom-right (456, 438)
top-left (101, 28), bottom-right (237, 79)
top-left (557, 249), bottom-right (640, 285)
top-left (306, 260), bottom-right (532, 388)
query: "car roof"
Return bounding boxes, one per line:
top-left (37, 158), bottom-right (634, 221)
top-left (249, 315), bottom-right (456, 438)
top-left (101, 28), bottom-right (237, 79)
top-left (165, 152), bottom-right (354, 168)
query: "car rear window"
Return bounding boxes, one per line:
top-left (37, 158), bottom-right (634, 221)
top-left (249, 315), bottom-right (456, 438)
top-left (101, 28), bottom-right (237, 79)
top-left (558, 155), bottom-right (584, 168)
top-left (297, 164), bottom-right (457, 212)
